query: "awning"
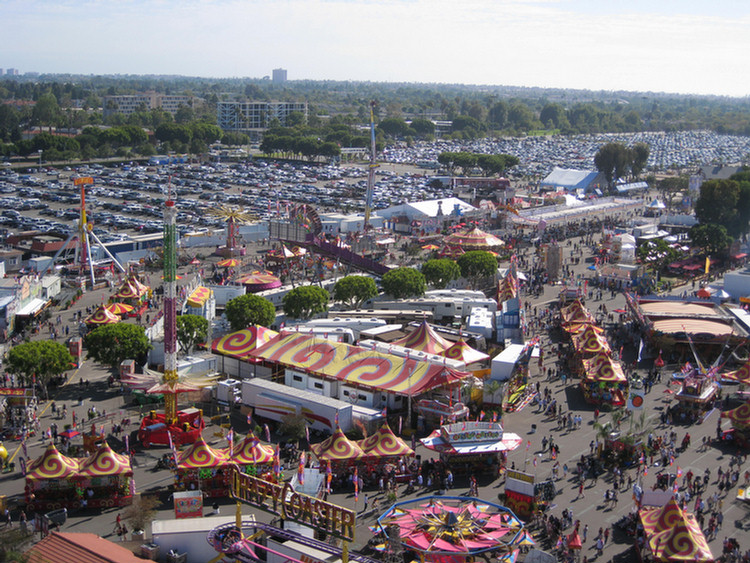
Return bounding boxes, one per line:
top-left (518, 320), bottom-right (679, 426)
top-left (187, 286), bottom-right (211, 307)
top-left (732, 253), bottom-right (748, 259)
top-left (16, 298), bottom-right (48, 317)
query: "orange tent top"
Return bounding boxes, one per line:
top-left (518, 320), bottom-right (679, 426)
top-left (310, 427), bottom-right (365, 461)
top-left (392, 320), bottom-right (452, 355)
top-left (443, 226), bottom-right (504, 249)
top-left (560, 299), bottom-right (594, 324)
top-left (26, 444), bottom-right (80, 480)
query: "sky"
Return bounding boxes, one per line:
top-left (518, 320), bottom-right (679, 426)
top-left (2, 0), bottom-right (749, 97)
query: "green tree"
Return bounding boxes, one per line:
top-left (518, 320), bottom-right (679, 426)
top-left (694, 179), bottom-right (739, 233)
top-left (631, 142), bottom-right (650, 178)
top-left (421, 258), bottom-right (460, 289)
top-left (381, 267), bottom-right (426, 299)
top-left (636, 238), bottom-right (680, 271)
top-left (176, 314), bottom-right (209, 355)
top-left (225, 294), bottom-right (276, 331)
top-left (282, 285), bottom-right (330, 319)
top-left (84, 323), bottom-right (151, 369)
top-left (279, 414), bottom-right (307, 442)
top-left (539, 103), bottom-right (570, 130)
top-left (594, 142), bottom-right (632, 189)
top-left (409, 118), bottom-right (435, 137)
top-left (333, 275), bottom-right (379, 309)
top-left (656, 176), bottom-right (688, 212)
top-left (689, 223), bottom-right (732, 256)
top-left (457, 251), bottom-right (498, 287)
top-left (377, 117), bottom-right (410, 137)
top-left (6, 340), bottom-right (74, 398)
top-left (32, 92), bottom-right (61, 133)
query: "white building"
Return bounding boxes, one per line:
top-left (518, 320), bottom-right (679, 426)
top-left (217, 101), bottom-right (308, 138)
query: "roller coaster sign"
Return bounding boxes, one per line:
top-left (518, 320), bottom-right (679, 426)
top-left (232, 467), bottom-right (356, 541)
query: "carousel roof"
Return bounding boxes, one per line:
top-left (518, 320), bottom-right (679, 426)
top-left (310, 427), bottom-right (365, 461)
top-left (721, 401), bottom-right (750, 427)
top-left (639, 499), bottom-right (713, 563)
top-left (392, 320), bottom-right (452, 355)
top-left (231, 433), bottom-right (275, 465)
top-left (115, 276), bottom-right (149, 299)
top-left (177, 437), bottom-right (229, 469)
top-left (212, 326), bottom-right (278, 360)
top-left (358, 423), bottom-right (414, 458)
top-left (78, 443), bottom-right (133, 477)
top-left (580, 353), bottom-right (627, 383)
top-left (26, 444), bottom-right (80, 480)
top-left (85, 306), bottom-right (120, 325)
top-left (443, 226), bottom-right (504, 250)
top-left (236, 272), bottom-right (282, 292)
top-left (441, 339), bottom-right (490, 365)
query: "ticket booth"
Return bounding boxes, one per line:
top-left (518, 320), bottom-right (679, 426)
top-left (120, 359), bottom-right (135, 379)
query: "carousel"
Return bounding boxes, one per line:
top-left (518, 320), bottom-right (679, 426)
top-left (376, 496), bottom-right (529, 563)
top-left (443, 225), bottom-right (505, 251)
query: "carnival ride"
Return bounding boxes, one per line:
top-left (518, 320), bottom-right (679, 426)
top-left (42, 176), bottom-right (127, 287)
top-left (211, 204), bottom-right (257, 258)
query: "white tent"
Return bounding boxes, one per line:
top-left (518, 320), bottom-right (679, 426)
top-left (647, 199), bottom-right (666, 209)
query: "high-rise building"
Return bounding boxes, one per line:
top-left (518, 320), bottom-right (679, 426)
top-left (102, 92), bottom-right (198, 118)
top-left (217, 100), bottom-right (307, 139)
top-left (272, 68), bottom-right (288, 83)
top-left (5, 69), bottom-right (18, 76)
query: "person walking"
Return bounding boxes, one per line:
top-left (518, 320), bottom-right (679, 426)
top-left (577, 481), bottom-right (585, 499)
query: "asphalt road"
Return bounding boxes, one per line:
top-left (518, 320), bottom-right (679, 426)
top-left (1, 230), bottom-right (749, 563)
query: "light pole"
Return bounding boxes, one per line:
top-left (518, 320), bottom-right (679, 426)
top-left (37, 149), bottom-right (43, 169)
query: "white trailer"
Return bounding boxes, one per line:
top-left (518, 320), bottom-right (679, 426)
top-left (242, 379), bottom-right (354, 433)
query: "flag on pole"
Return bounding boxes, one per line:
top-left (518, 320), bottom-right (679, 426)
top-left (227, 428), bottom-right (234, 453)
top-left (526, 440), bottom-right (531, 451)
top-left (125, 434), bottom-right (130, 454)
top-left (398, 416), bottom-right (403, 435)
top-left (264, 423), bottom-right (271, 443)
top-left (273, 445), bottom-right (281, 480)
top-left (298, 452), bottom-right (305, 486)
top-left (334, 411), bottom-right (339, 428)
top-left (643, 465), bottom-right (648, 476)
top-left (380, 406), bottom-right (388, 418)
top-left (479, 410), bottom-right (486, 421)
top-left (492, 411), bottom-right (498, 423)
top-left (247, 413), bottom-right (253, 426)
top-left (705, 256), bottom-right (710, 275)
top-left (305, 424), bottom-right (310, 444)
top-left (676, 466), bottom-right (683, 479)
top-left (326, 461), bottom-right (332, 493)
top-left (354, 466), bottom-right (359, 502)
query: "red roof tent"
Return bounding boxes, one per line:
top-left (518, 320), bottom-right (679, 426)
top-left (27, 532), bottom-right (145, 563)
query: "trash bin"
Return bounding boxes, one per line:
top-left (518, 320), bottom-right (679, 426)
top-left (531, 424), bottom-right (537, 433)
top-left (140, 543), bottom-right (160, 561)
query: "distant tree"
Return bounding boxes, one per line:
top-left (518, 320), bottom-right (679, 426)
top-left (421, 259), bottom-right (460, 289)
top-left (539, 103), bottom-right (570, 130)
top-left (476, 154), bottom-right (519, 177)
top-left (32, 92), bottom-right (61, 132)
top-left (84, 323), bottom-right (151, 369)
top-left (222, 132), bottom-right (251, 146)
top-left (636, 238), bottom-right (680, 271)
top-left (225, 294), bottom-right (276, 330)
top-left (594, 142), bottom-right (632, 189)
top-left (381, 267), bottom-right (426, 299)
top-left (378, 117), bottom-right (410, 137)
top-left (155, 122), bottom-right (193, 144)
top-left (6, 340), bottom-right (73, 398)
top-left (694, 179), bottom-right (739, 233)
top-left (176, 314), bottom-right (209, 355)
top-left (409, 118), bottom-right (435, 137)
top-left (656, 176), bottom-right (688, 212)
top-left (631, 142), bottom-right (650, 178)
top-left (333, 276), bottom-right (379, 309)
top-left (282, 285), bottom-right (330, 319)
top-left (689, 223), bottom-right (732, 256)
top-left (279, 414), bottom-right (307, 442)
top-left (457, 251), bottom-right (498, 288)
top-left (488, 101), bottom-right (509, 128)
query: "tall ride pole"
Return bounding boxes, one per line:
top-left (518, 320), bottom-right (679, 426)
top-left (364, 100), bottom-right (377, 231)
top-left (163, 194), bottom-right (179, 424)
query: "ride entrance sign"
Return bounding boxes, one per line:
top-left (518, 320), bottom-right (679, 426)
top-left (231, 466), bottom-right (356, 541)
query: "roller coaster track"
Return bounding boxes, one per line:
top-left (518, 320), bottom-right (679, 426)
top-left (283, 234), bottom-right (390, 277)
top-left (207, 520), bottom-right (380, 563)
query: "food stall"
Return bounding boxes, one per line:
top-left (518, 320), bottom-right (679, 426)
top-left (421, 421), bottom-right (522, 476)
top-left (673, 375), bottom-right (719, 423)
top-left (229, 433), bottom-right (275, 477)
top-left (174, 437), bottom-right (231, 498)
top-left (503, 469), bottom-right (557, 519)
top-left (357, 423), bottom-right (415, 484)
top-left (579, 352), bottom-right (628, 406)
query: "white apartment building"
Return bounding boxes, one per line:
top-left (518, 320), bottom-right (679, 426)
top-left (217, 101), bottom-right (307, 138)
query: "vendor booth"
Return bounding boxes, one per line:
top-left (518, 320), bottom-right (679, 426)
top-left (25, 443), bottom-right (134, 511)
top-left (175, 437), bottom-right (231, 498)
top-left (357, 423), bottom-right (416, 484)
top-left (637, 498), bottom-right (713, 563)
top-left (579, 352), bottom-right (628, 406)
top-left (673, 374), bottom-right (719, 424)
top-left (503, 469), bottom-right (557, 519)
top-left (421, 421), bottom-right (522, 476)
top-left (114, 275), bottom-right (150, 317)
top-left (230, 433), bottom-right (275, 477)
top-left (720, 401), bottom-right (750, 448)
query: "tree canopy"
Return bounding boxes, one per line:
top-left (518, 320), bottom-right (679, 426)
top-left (176, 314), bottom-right (209, 355)
top-left (381, 267), bottom-right (426, 299)
top-left (84, 323), bottom-right (151, 369)
top-left (693, 179), bottom-right (745, 236)
top-left (689, 223), bottom-right (732, 256)
top-left (421, 258), bottom-right (461, 289)
top-left (6, 340), bottom-right (73, 397)
top-left (282, 285), bottom-right (330, 319)
top-left (594, 142), bottom-right (633, 189)
top-left (225, 294), bottom-right (276, 331)
top-left (457, 251), bottom-right (498, 282)
top-left (333, 275), bottom-right (379, 309)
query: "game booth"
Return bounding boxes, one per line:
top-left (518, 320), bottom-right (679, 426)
top-left (720, 401), bottom-right (750, 448)
top-left (636, 498), bottom-right (713, 563)
top-left (356, 423), bottom-right (416, 485)
top-left (503, 469), bottom-right (557, 519)
top-left (114, 275), bottom-right (150, 317)
top-left (25, 443), bottom-right (134, 511)
top-left (578, 352), bottom-right (628, 407)
top-left (421, 421), bottom-right (522, 476)
top-left (672, 374), bottom-right (719, 424)
top-left (174, 438), bottom-right (231, 498)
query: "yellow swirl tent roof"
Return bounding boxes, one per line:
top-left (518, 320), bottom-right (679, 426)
top-left (212, 326), bottom-right (278, 360)
top-left (26, 444), bottom-right (80, 480)
top-left (78, 443), bottom-right (133, 477)
top-left (581, 353), bottom-right (627, 383)
top-left (310, 427), bottom-right (365, 461)
top-left (392, 320), bottom-right (452, 355)
top-left (231, 433), bottom-right (275, 465)
top-left (177, 437), bottom-right (229, 469)
top-left (441, 339), bottom-right (490, 365)
top-left (638, 498), bottom-right (713, 563)
top-left (358, 423), bottom-right (414, 458)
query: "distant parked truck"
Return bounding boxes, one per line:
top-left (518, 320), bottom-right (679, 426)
top-left (242, 379), bottom-right (357, 434)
